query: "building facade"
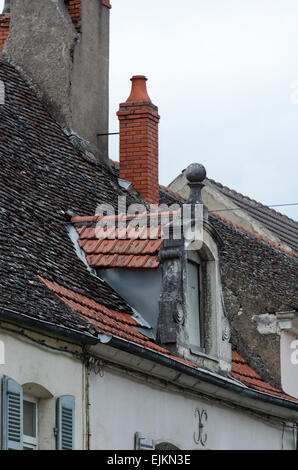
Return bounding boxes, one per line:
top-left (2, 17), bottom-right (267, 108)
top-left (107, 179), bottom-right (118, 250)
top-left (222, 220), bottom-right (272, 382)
top-left (0, 0), bottom-right (297, 450)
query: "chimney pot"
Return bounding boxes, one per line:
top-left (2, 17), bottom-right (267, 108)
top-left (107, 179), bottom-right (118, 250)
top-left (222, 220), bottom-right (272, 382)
top-left (126, 75), bottom-right (151, 103)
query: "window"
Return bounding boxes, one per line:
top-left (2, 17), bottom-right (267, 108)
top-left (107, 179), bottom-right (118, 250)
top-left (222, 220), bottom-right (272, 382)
top-left (187, 261), bottom-right (202, 353)
top-left (56, 395), bottom-right (75, 450)
top-left (23, 396), bottom-right (38, 450)
top-left (1, 376), bottom-right (75, 450)
top-left (134, 434), bottom-right (180, 450)
top-left (134, 432), bottom-right (155, 450)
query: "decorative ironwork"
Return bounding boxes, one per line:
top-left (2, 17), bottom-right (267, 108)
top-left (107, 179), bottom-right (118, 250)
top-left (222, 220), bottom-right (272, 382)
top-left (86, 356), bottom-right (104, 377)
top-left (193, 408), bottom-right (208, 447)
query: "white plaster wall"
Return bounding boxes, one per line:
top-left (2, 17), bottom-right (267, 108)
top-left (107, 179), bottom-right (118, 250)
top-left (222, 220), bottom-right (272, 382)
top-left (281, 331), bottom-right (298, 400)
top-left (0, 329), bottom-right (85, 450)
top-left (89, 369), bottom-right (296, 450)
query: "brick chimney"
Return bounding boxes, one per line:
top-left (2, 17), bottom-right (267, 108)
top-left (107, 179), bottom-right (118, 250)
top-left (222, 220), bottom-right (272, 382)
top-left (0, 0), bottom-right (10, 58)
top-left (117, 76), bottom-right (160, 205)
top-left (2, 0), bottom-right (111, 162)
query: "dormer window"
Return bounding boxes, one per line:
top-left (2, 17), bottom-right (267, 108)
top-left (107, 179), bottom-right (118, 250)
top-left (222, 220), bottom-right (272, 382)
top-left (157, 163), bottom-right (232, 373)
top-left (70, 160), bottom-right (232, 374)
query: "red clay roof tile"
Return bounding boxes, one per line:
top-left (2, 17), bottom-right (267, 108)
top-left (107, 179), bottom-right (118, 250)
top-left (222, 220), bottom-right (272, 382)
top-left (40, 277), bottom-right (171, 355)
top-left (39, 276), bottom-right (296, 403)
top-left (73, 212), bottom-right (166, 268)
top-left (231, 350), bottom-right (297, 401)
top-left (39, 276), bottom-right (138, 327)
top-left (74, 189), bottom-right (297, 275)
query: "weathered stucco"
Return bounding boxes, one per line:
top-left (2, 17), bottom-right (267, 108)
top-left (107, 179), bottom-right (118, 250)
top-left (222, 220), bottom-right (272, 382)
top-left (4, 0), bottom-right (110, 161)
top-left (280, 331), bottom-right (298, 399)
top-left (0, 326), bottom-right (86, 450)
top-left (222, 271), bottom-right (282, 388)
top-left (71, 0), bottom-right (110, 156)
top-left (5, 0), bottom-right (76, 126)
top-left (89, 367), bottom-right (296, 450)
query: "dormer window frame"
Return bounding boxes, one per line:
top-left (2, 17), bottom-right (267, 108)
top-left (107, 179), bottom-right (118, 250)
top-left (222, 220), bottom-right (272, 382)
top-left (183, 218), bottom-right (231, 370)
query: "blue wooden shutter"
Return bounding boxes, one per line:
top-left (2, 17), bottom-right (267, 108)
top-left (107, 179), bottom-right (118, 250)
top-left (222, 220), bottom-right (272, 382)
top-left (56, 395), bottom-right (75, 450)
top-left (2, 375), bottom-right (23, 450)
top-left (134, 432), bottom-right (155, 450)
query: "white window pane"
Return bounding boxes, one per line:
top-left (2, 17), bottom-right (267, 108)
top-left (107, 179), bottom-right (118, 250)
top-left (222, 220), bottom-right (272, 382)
top-left (23, 400), bottom-right (37, 438)
top-left (187, 261), bottom-right (201, 348)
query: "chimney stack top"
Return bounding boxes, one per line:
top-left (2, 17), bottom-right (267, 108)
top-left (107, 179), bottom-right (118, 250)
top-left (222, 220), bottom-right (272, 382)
top-left (126, 75), bottom-right (151, 103)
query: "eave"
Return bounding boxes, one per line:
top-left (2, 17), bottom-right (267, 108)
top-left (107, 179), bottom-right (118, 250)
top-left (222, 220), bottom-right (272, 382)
top-left (88, 335), bottom-right (298, 422)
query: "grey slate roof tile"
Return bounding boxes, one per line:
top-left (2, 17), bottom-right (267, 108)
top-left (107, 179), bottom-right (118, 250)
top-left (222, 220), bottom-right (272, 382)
top-left (0, 57), bottom-right (297, 348)
top-left (0, 60), bottom-right (133, 334)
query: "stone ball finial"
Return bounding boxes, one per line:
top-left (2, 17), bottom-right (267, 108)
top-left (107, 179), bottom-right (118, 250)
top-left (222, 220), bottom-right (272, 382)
top-left (185, 163), bottom-right (206, 183)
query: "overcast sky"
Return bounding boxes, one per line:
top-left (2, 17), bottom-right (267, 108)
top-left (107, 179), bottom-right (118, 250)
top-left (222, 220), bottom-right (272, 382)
top-left (1, 0), bottom-right (297, 219)
top-left (109, 0), bottom-right (298, 220)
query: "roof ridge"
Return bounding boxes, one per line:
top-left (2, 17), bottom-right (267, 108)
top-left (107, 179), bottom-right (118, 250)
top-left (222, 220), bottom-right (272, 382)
top-left (159, 185), bottom-right (298, 257)
top-left (113, 161), bottom-right (295, 226)
top-left (159, 184), bottom-right (188, 202)
top-left (212, 211), bottom-right (298, 258)
top-left (207, 176), bottom-right (298, 227)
